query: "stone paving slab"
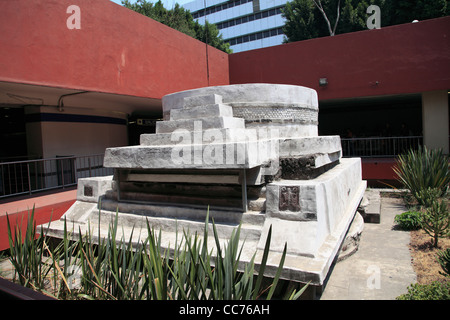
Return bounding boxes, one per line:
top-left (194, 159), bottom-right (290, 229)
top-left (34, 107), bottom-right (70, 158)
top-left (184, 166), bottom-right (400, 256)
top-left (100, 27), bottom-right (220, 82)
top-left (320, 196), bottom-right (416, 300)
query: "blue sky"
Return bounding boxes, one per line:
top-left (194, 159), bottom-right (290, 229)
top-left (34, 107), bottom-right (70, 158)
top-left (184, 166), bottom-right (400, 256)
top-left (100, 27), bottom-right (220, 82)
top-left (109, 0), bottom-right (192, 9)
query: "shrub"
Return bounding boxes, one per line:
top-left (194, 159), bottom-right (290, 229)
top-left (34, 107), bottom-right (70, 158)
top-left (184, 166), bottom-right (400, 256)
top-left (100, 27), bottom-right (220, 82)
top-left (397, 281), bottom-right (450, 300)
top-left (437, 248), bottom-right (450, 277)
top-left (394, 211), bottom-right (422, 230)
top-left (394, 146), bottom-right (449, 206)
top-left (420, 197), bottom-right (449, 248)
top-left (415, 187), bottom-right (445, 209)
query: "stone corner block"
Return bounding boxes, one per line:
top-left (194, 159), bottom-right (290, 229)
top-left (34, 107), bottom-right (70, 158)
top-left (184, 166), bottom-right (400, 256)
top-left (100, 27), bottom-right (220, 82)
top-left (76, 176), bottom-right (113, 203)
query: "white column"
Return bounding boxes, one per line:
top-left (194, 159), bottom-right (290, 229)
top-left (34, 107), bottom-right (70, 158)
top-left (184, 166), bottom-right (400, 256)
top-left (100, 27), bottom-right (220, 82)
top-left (422, 90), bottom-right (449, 153)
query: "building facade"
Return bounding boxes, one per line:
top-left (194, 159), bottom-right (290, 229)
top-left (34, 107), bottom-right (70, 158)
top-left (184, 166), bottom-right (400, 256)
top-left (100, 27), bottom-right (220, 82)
top-left (0, 0), bottom-right (449, 196)
top-left (183, 0), bottom-right (287, 52)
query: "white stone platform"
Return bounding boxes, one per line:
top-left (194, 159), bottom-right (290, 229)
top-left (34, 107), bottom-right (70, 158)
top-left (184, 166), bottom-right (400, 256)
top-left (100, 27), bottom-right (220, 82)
top-left (43, 158), bottom-right (365, 288)
top-left (42, 84), bottom-right (366, 292)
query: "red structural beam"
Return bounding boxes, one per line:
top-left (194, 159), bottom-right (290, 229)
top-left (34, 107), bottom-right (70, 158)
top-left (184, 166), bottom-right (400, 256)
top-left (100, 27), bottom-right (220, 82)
top-left (0, 0), bottom-right (229, 100)
top-left (229, 16), bottom-right (450, 101)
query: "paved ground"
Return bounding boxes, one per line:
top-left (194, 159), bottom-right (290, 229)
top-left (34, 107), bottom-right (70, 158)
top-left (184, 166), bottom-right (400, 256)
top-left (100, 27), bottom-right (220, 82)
top-left (320, 195), bottom-right (417, 300)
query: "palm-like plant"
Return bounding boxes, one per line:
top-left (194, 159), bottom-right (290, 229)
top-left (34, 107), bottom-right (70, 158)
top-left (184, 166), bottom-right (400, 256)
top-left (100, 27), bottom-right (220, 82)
top-left (394, 146), bottom-right (449, 206)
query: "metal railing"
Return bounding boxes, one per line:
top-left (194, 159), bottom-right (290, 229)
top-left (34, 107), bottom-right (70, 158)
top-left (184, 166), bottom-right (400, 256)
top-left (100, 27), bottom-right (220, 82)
top-left (0, 154), bottom-right (113, 199)
top-left (0, 137), bottom-right (426, 197)
top-left (341, 136), bottom-right (423, 158)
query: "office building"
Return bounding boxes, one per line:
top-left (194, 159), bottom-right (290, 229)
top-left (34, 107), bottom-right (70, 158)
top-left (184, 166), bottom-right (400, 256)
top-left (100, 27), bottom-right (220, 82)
top-left (183, 0), bottom-right (287, 52)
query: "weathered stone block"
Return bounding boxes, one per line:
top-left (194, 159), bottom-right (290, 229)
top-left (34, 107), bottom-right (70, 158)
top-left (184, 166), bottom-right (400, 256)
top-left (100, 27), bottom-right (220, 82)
top-left (155, 117), bottom-right (245, 134)
top-left (182, 93), bottom-right (223, 109)
top-left (278, 136), bottom-right (342, 158)
top-left (76, 175), bottom-right (113, 203)
top-left (279, 156), bottom-right (339, 180)
top-left (170, 103), bottom-right (233, 121)
top-left (279, 186), bottom-right (301, 211)
top-left (260, 158), bottom-right (366, 258)
top-left (266, 183), bottom-right (317, 221)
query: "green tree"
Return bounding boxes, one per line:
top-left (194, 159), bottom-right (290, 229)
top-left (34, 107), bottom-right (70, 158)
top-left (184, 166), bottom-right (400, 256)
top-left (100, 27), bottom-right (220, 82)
top-left (282, 0), bottom-right (319, 42)
top-left (194, 20), bottom-right (232, 54)
top-left (419, 190), bottom-right (449, 248)
top-left (384, 0), bottom-right (449, 25)
top-left (312, 0), bottom-right (342, 36)
top-left (283, 0), bottom-right (377, 42)
top-left (122, 0), bottom-right (232, 53)
top-left (283, 0), bottom-right (449, 43)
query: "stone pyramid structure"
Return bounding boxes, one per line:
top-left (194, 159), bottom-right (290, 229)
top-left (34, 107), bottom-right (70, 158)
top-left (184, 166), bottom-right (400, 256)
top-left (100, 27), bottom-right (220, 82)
top-left (44, 84), bottom-right (366, 295)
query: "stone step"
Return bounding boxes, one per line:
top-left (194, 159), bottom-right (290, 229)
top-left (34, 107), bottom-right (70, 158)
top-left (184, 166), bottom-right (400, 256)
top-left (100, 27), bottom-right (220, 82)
top-left (114, 181), bottom-right (264, 199)
top-left (45, 214), bottom-right (259, 264)
top-left (90, 209), bottom-right (263, 242)
top-left (241, 209), bottom-right (265, 226)
top-left (170, 103), bottom-right (233, 121)
top-left (104, 142), bottom-right (267, 170)
top-left (182, 93), bottom-right (223, 109)
top-left (140, 127), bottom-right (261, 146)
top-left (248, 197), bottom-right (266, 211)
top-left (99, 198), bottom-right (266, 227)
top-left (61, 201), bottom-right (98, 224)
top-left (358, 189), bottom-right (381, 223)
top-left (140, 128), bottom-right (243, 146)
top-left (155, 117), bottom-right (245, 134)
top-left (104, 191), bottom-right (244, 211)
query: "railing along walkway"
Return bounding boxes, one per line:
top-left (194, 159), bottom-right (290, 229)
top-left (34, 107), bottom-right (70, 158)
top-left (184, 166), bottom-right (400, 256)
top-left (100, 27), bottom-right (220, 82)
top-left (0, 154), bottom-right (112, 199)
top-left (0, 137), bottom-right (425, 198)
top-left (341, 136), bottom-right (423, 158)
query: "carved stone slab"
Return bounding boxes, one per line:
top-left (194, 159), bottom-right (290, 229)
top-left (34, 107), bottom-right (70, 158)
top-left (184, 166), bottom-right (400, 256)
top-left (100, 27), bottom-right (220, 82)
top-left (279, 186), bottom-right (300, 211)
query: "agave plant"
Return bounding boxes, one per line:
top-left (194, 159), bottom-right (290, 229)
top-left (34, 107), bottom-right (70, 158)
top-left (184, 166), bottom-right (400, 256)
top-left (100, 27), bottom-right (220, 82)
top-left (6, 208), bottom-right (51, 291)
top-left (7, 207), bottom-right (308, 300)
top-left (394, 146), bottom-right (450, 206)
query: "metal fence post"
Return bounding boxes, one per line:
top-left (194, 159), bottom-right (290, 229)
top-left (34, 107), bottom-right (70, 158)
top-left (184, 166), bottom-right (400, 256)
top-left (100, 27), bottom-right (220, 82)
top-left (61, 158), bottom-right (65, 188)
top-left (27, 163), bottom-right (31, 195)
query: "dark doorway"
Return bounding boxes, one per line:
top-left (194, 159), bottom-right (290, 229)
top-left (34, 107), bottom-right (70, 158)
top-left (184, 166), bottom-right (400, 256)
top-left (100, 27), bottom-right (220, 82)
top-left (318, 94), bottom-right (422, 138)
top-left (0, 106), bottom-right (27, 162)
top-left (127, 113), bottom-right (159, 146)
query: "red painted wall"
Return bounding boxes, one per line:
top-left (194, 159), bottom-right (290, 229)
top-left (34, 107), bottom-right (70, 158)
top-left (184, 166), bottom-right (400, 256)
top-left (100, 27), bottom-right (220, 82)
top-left (0, 200), bottom-right (75, 251)
top-left (362, 158), bottom-right (397, 180)
top-left (229, 17), bottom-right (450, 101)
top-left (0, 0), bottom-right (229, 100)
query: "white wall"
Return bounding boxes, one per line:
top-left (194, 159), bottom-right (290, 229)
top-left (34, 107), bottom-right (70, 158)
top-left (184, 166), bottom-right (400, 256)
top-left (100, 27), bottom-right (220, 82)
top-left (422, 90), bottom-right (449, 153)
top-left (25, 106), bottom-right (128, 159)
